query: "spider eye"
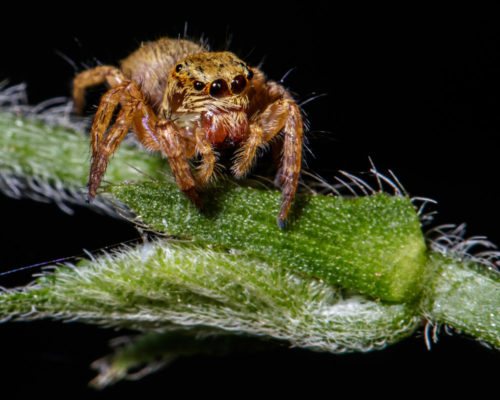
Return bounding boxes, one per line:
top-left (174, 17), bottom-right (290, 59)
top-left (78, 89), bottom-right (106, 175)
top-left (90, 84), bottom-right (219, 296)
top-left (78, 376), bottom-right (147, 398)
top-left (231, 75), bottom-right (247, 94)
top-left (246, 68), bottom-right (254, 80)
top-left (209, 79), bottom-right (229, 98)
top-left (175, 64), bottom-right (183, 73)
top-left (193, 81), bottom-right (205, 91)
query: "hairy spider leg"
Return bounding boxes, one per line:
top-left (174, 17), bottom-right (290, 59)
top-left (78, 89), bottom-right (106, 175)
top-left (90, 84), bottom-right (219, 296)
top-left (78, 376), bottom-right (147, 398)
top-left (154, 121), bottom-right (202, 208)
top-left (87, 82), bottom-right (145, 198)
top-left (232, 98), bottom-right (303, 226)
top-left (75, 67), bottom-right (203, 207)
top-left (129, 107), bottom-right (214, 191)
top-left (72, 66), bottom-right (125, 114)
top-left (130, 110), bottom-right (202, 207)
top-left (92, 89), bottom-right (203, 208)
top-left (278, 100), bottom-right (303, 226)
top-left (89, 83), bottom-right (129, 155)
top-left (232, 100), bottom-right (289, 177)
top-left (194, 128), bottom-right (217, 186)
top-left (271, 135), bottom-right (285, 186)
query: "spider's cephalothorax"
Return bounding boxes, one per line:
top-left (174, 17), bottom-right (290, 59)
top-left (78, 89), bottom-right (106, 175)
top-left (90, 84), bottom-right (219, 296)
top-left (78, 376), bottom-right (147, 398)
top-left (73, 37), bottom-right (304, 227)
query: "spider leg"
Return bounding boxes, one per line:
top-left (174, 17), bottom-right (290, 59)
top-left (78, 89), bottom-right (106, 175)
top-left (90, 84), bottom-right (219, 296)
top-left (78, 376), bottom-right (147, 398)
top-left (232, 99), bottom-right (303, 226)
top-left (89, 83), bottom-right (129, 156)
top-left (155, 121), bottom-right (202, 208)
top-left (194, 128), bottom-right (216, 186)
top-left (278, 100), bottom-right (303, 226)
top-left (88, 81), bottom-right (144, 199)
top-left (232, 100), bottom-right (289, 178)
top-left (72, 66), bottom-right (125, 114)
top-left (88, 101), bottom-right (137, 199)
top-left (271, 136), bottom-right (285, 187)
top-left (125, 98), bottom-right (203, 208)
top-left (82, 73), bottom-right (201, 208)
top-left (231, 125), bottom-right (264, 178)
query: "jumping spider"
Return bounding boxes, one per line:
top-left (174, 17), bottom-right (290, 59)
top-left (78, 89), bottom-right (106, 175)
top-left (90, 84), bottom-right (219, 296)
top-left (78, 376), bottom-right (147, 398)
top-left (73, 37), bottom-right (304, 227)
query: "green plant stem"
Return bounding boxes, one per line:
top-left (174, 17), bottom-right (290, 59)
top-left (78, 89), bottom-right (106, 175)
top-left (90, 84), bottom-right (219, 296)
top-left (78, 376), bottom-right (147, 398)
top-left (422, 253), bottom-right (500, 346)
top-left (88, 330), bottom-right (277, 389)
top-left (0, 111), bottom-right (167, 211)
top-left (112, 181), bottom-right (428, 303)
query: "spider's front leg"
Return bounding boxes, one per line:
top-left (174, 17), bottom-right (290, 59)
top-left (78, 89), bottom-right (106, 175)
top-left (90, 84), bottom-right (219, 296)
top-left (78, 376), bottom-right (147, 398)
top-left (87, 83), bottom-right (202, 208)
top-left (73, 66), bottom-right (125, 115)
top-left (194, 128), bottom-right (217, 187)
top-left (87, 81), bottom-right (144, 199)
top-left (80, 72), bottom-right (200, 209)
top-left (72, 66), bottom-right (145, 198)
top-left (152, 121), bottom-right (202, 208)
top-left (232, 98), bottom-right (303, 227)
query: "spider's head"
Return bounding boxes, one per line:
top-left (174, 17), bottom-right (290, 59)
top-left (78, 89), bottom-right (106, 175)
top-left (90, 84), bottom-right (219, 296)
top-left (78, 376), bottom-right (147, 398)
top-left (164, 51), bottom-right (254, 115)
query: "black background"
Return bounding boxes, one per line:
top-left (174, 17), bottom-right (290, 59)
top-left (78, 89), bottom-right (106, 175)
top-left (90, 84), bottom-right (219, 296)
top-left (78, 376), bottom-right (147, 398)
top-left (0, 4), bottom-right (499, 397)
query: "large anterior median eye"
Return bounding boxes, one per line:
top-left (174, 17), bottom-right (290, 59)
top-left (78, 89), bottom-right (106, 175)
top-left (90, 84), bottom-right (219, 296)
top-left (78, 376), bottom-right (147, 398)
top-left (231, 75), bottom-right (247, 94)
top-left (209, 79), bottom-right (229, 98)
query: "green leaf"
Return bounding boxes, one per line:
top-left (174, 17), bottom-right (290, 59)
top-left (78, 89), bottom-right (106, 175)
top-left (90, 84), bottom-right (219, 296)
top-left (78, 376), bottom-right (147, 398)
top-left (0, 240), bottom-right (421, 354)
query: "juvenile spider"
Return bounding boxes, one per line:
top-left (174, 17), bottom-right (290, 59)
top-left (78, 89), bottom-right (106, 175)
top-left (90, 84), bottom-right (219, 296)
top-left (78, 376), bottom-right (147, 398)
top-left (73, 37), bottom-right (304, 227)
